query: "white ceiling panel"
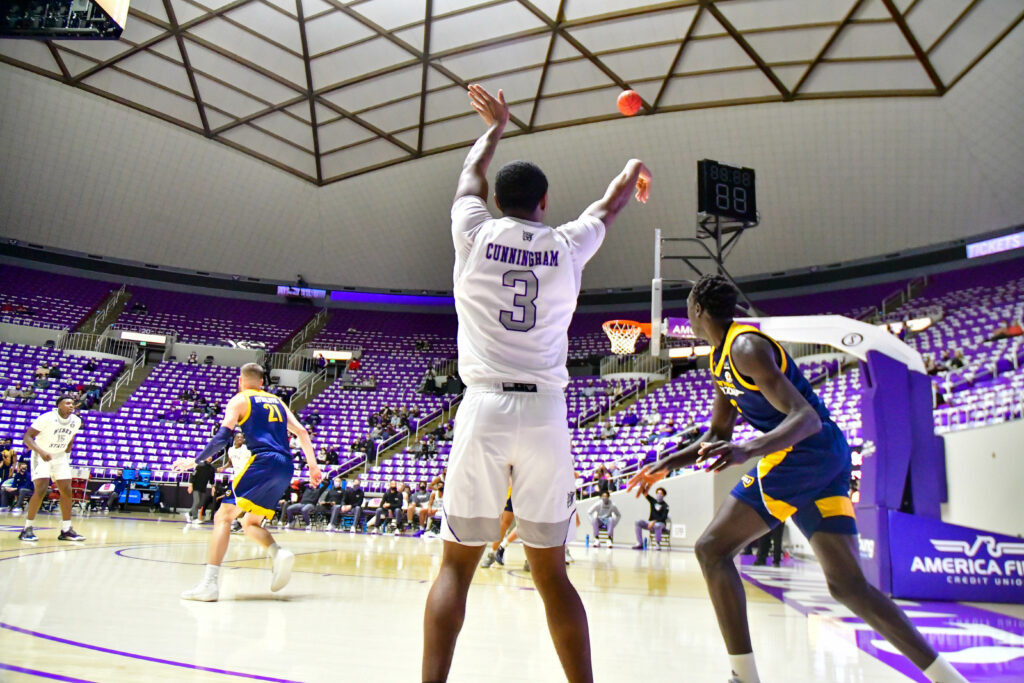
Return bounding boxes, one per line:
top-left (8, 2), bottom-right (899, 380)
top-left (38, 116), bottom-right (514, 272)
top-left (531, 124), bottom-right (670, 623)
top-left (2, 0), bottom-right (1016, 185)
top-left (349, 0), bottom-right (425, 30)
top-left (800, 59), bottom-right (934, 92)
top-left (321, 137), bottom-right (406, 179)
top-left (716, 0), bottom-right (854, 30)
top-left (420, 115), bottom-right (478, 150)
top-left (567, 7), bottom-right (699, 53)
top-left (317, 117), bottom-right (376, 152)
top-left (430, 3), bottom-right (547, 53)
top-left (0, 39), bottom-right (61, 75)
top-left (220, 124), bottom-right (317, 177)
top-left (908, 0), bottom-right (973, 51)
top-left (82, 68), bottom-right (202, 126)
top-left (310, 38), bottom-right (416, 91)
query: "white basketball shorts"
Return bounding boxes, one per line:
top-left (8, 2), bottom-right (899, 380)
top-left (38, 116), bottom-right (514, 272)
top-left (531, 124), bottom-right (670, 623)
top-left (30, 453), bottom-right (72, 481)
top-left (440, 383), bottom-right (577, 548)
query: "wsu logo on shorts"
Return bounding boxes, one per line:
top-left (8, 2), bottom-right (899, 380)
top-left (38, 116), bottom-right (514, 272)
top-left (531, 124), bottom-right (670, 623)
top-left (742, 474), bottom-right (755, 488)
top-left (566, 491), bottom-right (574, 508)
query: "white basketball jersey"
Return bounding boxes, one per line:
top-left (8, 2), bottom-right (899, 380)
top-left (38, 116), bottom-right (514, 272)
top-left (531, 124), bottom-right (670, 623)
top-left (227, 444), bottom-right (251, 473)
top-left (29, 409), bottom-right (83, 457)
top-left (452, 195), bottom-right (605, 388)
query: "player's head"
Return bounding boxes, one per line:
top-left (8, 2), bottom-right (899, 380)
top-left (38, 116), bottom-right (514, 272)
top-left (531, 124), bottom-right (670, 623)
top-left (238, 363), bottom-right (265, 391)
top-left (687, 274), bottom-right (739, 339)
top-left (494, 160), bottom-right (548, 218)
top-left (233, 432), bottom-right (245, 446)
top-left (55, 394), bottom-right (75, 417)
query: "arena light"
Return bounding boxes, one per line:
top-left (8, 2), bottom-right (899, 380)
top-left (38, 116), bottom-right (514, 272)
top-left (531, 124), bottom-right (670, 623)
top-left (310, 349), bottom-right (352, 362)
top-left (966, 230), bottom-right (1024, 259)
top-left (119, 330), bottom-right (166, 344)
top-left (693, 345), bottom-right (712, 356)
top-left (668, 347), bottom-right (694, 359)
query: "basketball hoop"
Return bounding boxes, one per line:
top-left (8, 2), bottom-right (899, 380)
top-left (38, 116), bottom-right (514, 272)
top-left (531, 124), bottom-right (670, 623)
top-left (602, 320), bottom-right (652, 355)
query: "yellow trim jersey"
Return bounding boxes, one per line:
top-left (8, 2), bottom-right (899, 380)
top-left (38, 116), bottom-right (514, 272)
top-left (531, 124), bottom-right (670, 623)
top-left (236, 390), bottom-right (290, 456)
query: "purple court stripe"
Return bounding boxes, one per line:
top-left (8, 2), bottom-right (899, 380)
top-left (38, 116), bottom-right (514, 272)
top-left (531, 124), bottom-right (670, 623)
top-left (0, 623), bottom-right (302, 683)
top-left (0, 662), bottom-right (95, 682)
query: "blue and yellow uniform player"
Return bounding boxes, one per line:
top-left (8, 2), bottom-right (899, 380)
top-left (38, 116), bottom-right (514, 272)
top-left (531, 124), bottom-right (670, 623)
top-left (173, 363), bottom-right (322, 602)
top-left (629, 275), bottom-right (967, 683)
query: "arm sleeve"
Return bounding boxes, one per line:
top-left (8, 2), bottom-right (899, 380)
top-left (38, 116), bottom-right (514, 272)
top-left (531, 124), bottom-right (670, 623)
top-left (195, 426), bottom-right (234, 464)
top-left (556, 214), bottom-right (606, 267)
top-left (29, 413), bottom-right (49, 432)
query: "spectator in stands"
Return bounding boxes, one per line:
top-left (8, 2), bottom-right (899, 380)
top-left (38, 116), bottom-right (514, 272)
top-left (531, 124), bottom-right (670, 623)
top-left (19, 385), bottom-right (36, 404)
top-left (592, 464), bottom-right (614, 495)
top-left (599, 420), bottom-right (617, 440)
top-left (83, 359), bottom-right (97, 373)
top-left (284, 480), bottom-right (327, 529)
top-left (619, 406), bottom-right (640, 427)
top-left (34, 363), bottom-right (49, 380)
top-left (582, 380), bottom-right (598, 398)
top-left (0, 438), bottom-right (15, 481)
top-left (324, 447), bottom-right (338, 466)
top-left (1, 462), bottom-right (33, 512)
top-left (101, 469), bottom-right (128, 512)
top-left (208, 478), bottom-right (230, 519)
top-left (187, 352), bottom-right (199, 365)
top-left (330, 478), bottom-right (364, 532)
top-left (316, 447), bottom-right (329, 467)
top-left (4, 384), bottom-right (24, 401)
top-left (949, 349), bottom-right (966, 369)
top-left (369, 481), bottom-right (404, 534)
top-left (633, 487), bottom-right (669, 550)
top-left (320, 477), bottom-right (345, 528)
top-left (408, 481), bottom-right (432, 530)
top-left (588, 491), bottom-right (621, 547)
top-left (48, 364), bottom-right (61, 380)
top-left (186, 459), bottom-right (215, 524)
top-left (33, 374), bottom-right (50, 390)
top-left (418, 482), bottom-right (444, 533)
top-left (989, 320), bottom-right (1023, 341)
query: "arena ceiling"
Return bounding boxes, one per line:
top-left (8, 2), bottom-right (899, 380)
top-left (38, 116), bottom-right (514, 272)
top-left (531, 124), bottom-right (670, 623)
top-left (1, 0), bottom-right (1022, 186)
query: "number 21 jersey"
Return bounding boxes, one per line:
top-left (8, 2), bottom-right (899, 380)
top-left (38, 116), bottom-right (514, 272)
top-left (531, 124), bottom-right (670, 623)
top-left (452, 195), bottom-right (605, 388)
top-left (236, 389), bottom-right (290, 455)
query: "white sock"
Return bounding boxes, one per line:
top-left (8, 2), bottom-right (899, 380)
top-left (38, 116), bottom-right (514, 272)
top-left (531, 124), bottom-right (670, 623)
top-left (499, 539), bottom-right (509, 550)
top-left (268, 542), bottom-right (280, 558)
top-left (728, 653), bottom-right (760, 683)
top-left (24, 519), bottom-right (33, 529)
top-left (923, 656), bottom-right (968, 683)
top-left (203, 564), bottom-right (220, 584)
top-left (61, 520), bottom-right (71, 532)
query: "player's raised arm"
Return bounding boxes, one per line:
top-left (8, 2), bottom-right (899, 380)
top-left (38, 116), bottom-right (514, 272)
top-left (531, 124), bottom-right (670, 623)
top-left (698, 334), bottom-right (822, 473)
top-left (583, 158), bottom-right (651, 227)
top-left (453, 84), bottom-right (510, 203)
top-left (283, 404), bottom-right (321, 486)
top-left (172, 394), bottom-right (245, 473)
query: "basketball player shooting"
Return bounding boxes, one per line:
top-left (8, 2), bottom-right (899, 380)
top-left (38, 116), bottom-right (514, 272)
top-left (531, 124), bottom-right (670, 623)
top-left (628, 275), bottom-right (967, 683)
top-left (172, 363), bottom-right (322, 602)
top-left (420, 83), bottom-right (650, 683)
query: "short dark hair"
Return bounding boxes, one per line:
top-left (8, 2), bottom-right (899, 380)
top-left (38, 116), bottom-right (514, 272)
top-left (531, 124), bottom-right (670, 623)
top-left (691, 274), bottom-right (739, 320)
top-left (495, 161), bottom-right (548, 213)
top-left (55, 394), bottom-right (74, 406)
top-left (655, 487), bottom-right (667, 496)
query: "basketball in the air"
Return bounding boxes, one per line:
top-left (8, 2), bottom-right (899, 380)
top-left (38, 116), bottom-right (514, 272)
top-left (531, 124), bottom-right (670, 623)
top-left (617, 90), bottom-right (642, 116)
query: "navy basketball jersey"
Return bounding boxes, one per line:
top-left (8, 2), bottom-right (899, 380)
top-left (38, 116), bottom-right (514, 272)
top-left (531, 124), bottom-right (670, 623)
top-left (236, 389), bottom-right (290, 455)
top-left (710, 322), bottom-right (831, 434)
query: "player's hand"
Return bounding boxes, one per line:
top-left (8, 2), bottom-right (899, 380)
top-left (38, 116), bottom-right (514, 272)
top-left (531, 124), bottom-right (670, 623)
top-left (626, 464), bottom-right (667, 498)
top-left (39, 451), bottom-right (53, 462)
top-left (635, 165), bottom-right (652, 203)
top-left (697, 441), bottom-right (752, 473)
top-left (467, 84), bottom-right (509, 129)
top-left (308, 464), bottom-right (323, 487)
top-left (171, 457), bottom-right (196, 474)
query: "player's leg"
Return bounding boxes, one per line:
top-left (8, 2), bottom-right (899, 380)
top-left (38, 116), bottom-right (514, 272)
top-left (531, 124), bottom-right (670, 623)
top-left (54, 476), bottom-right (84, 540)
top-left (522, 544), bottom-right (592, 683)
top-left (422, 541), bottom-right (486, 682)
top-left (24, 478), bottom-right (50, 523)
top-left (207, 502), bottom-right (240, 565)
top-left (693, 495), bottom-right (772, 676)
top-left (809, 532), bottom-right (966, 682)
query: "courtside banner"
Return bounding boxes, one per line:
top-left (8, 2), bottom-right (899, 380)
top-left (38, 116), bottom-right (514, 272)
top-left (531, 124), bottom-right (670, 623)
top-left (888, 510), bottom-right (1024, 604)
top-left (664, 318), bottom-right (694, 339)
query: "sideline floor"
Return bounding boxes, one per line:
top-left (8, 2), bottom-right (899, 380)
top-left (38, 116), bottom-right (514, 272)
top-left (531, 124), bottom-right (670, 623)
top-left (0, 511), bottom-right (1019, 682)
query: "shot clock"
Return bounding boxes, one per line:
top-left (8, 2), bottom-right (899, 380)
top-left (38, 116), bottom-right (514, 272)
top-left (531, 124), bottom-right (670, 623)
top-left (697, 159), bottom-right (757, 223)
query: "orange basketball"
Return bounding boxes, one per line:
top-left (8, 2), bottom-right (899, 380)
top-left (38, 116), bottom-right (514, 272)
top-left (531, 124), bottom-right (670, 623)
top-left (617, 90), bottom-right (642, 116)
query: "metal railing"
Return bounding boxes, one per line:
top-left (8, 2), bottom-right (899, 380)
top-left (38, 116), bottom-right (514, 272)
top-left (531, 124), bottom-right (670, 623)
top-left (290, 367), bottom-right (329, 406)
top-left (573, 381), bottom-right (646, 429)
top-left (98, 352), bottom-right (146, 411)
top-left (600, 353), bottom-right (670, 377)
top-left (285, 308), bottom-right (329, 354)
top-left (59, 332), bottom-right (139, 360)
top-left (89, 284), bottom-right (126, 333)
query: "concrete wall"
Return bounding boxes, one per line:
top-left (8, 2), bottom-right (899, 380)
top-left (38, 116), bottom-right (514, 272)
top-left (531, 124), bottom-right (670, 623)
top-left (0, 322), bottom-right (63, 347)
top-left (169, 344), bottom-right (261, 367)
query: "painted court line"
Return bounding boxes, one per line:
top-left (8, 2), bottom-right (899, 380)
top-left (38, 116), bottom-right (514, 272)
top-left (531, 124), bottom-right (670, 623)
top-left (0, 661), bottom-right (95, 682)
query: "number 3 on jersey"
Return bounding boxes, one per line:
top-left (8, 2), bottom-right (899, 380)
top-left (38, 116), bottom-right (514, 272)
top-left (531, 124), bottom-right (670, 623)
top-left (264, 403), bottom-right (283, 422)
top-left (499, 270), bottom-right (538, 332)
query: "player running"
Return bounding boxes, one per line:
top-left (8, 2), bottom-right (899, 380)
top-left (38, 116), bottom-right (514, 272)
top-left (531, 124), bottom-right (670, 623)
top-left (628, 274), bottom-right (967, 683)
top-left (173, 363), bottom-right (321, 602)
top-left (421, 82), bottom-right (650, 683)
top-left (20, 395), bottom-right (85, 542)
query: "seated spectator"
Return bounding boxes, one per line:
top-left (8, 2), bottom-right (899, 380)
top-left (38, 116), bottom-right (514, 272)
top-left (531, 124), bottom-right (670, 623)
top-left (0, 438), bottom-right (16, 481)
top-left (407, 481), bottom-right (431, 530)
top-left (582, 380), bottom-right (598, 398)
top-left (19, 386), bottom-right (36, 404)
top-left (35, 363), bottom-right (50, 380)
top-left (329, 478), bottom-right (364, 531)
top-left (633, 487), bottom-right (669, 550)
top-left (283, 480), bottom-right (327, 529)
top-left (319, 477), bottom-right (345, 526)
top-left (619, 406), bottom-right (640, 427)
top-left (48, 364), bottom-right (61, 380)
top-left (1, 462), bottom-right (33, 512)
top-left (101, 469), bottom-right (129, 512)
top-left (599, 420), bottom-right (618, 440)
top-left (369, 481), bottom-right (404, 534)
top-left (418, 482), bottom-right (444, 533)
top-left (4, 384), bottom-right (24, 400)
top-left (588, 491), bottom-right (621, 547)
top-left (324, 447), bottom-right (338, 466)
top-left (32, 376), bottom-right (50, 390)
top-left (592, 464), bottom-right (614, 495)
top-left (989, 320), bottom-right (1023, 341)
top-left (949, 349), bottom-right (966, 369)
top-left (187, 351), bottom-right (199, 365)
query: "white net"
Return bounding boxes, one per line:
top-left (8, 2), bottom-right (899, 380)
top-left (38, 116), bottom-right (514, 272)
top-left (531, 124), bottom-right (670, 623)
top-left (602, 321), bottom-right (643, 355)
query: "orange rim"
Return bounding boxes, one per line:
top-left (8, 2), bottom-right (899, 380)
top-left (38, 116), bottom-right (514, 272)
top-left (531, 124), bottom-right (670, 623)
top-left (602, 320), bottom-right (652, 337)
